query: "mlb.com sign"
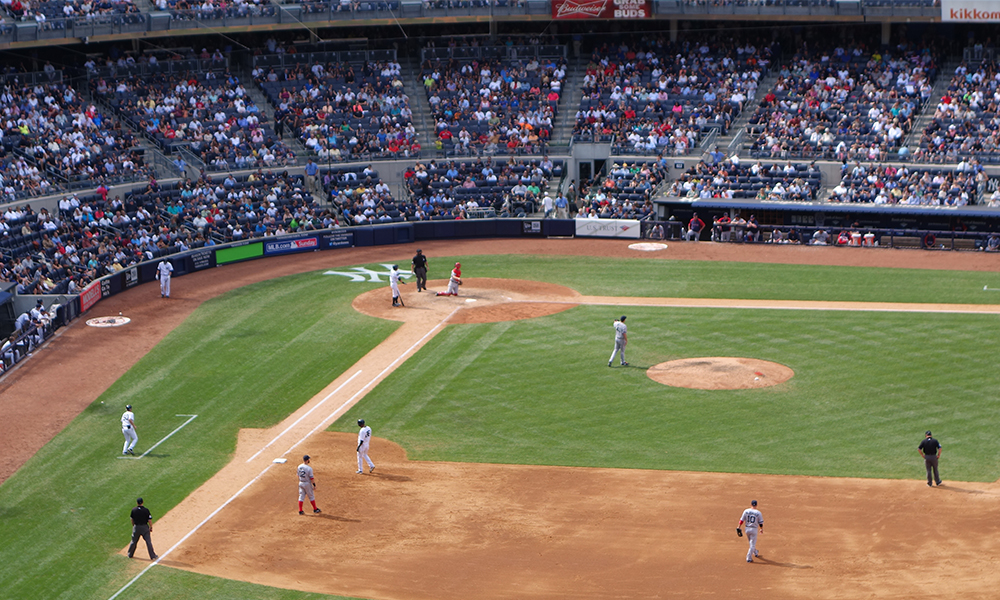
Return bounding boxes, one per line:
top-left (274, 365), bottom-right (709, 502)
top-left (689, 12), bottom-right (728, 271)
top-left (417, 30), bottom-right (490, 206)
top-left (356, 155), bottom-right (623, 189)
top-left (942, 0), bottom-right (1000, 20)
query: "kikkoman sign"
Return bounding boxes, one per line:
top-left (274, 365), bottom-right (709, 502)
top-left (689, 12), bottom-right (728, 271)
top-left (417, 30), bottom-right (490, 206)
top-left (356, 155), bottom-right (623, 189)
top-left (942, 0), bottom-right (1000, 21)
top-left (551, 0), bottom-right (650, 19)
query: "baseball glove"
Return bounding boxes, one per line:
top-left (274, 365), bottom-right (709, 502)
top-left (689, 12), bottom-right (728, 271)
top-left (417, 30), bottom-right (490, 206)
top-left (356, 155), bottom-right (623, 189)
top-left (736, 528), bottom-right (743, 537)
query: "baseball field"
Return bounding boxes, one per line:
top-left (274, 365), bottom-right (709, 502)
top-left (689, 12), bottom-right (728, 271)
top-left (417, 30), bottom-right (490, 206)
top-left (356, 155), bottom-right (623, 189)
top-left (1, 238), bottom-right (999, 600)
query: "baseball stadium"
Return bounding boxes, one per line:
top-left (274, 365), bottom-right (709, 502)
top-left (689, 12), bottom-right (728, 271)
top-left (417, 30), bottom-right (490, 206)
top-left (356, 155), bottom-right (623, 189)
top-left (2, 4), bottom-right (1000, 599)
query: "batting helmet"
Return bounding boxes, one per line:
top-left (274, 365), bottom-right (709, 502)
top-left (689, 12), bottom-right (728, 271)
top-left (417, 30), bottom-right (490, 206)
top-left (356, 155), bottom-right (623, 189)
top-left (392, 264), bottom-right (398, 270)
top-left (126, 404), bottom-right (132, 410)
top-left (358, 419), bottom-right (366, 427)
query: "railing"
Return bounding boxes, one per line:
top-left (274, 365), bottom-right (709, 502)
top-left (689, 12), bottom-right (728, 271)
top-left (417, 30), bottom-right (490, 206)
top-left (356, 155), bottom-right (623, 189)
top-left (421, 44), bottom-right (567, 63)
top-left (252, 48), bottom-right (396, 69)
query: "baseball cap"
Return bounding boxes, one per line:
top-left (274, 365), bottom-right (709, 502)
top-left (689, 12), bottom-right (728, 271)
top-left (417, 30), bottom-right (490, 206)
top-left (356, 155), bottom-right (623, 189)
top-left (751, 500), bottom-right (757, 506)
top-left (303, 455), bottom-right (310, 461)
top-left (136, 497), bottom-right (143, 504)
top-left (926, 430), bottom-right (932, 436)
top-left (126, 404), bottom-right (132, 410)
top-left (620, 315), bottom-right (627, 321)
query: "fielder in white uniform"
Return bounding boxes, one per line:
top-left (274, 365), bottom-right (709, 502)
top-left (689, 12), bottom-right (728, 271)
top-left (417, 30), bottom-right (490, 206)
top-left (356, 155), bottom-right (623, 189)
top-left (157, 260), bottom-right (173, 298)
top-left (437, 262), bottom-right (462, 296)
top-left (121, 404), bottom-right (137, 455)
top-left (608, 315), bottom-right (628, 367)
top-left (738, 500), bottom-right (763, 562)
top-left (297, 455), bottom-right (321, 514)
top-left (357, 419), bottom-right (375, 474)
top-left (390, 264), bottom-right (406, 307)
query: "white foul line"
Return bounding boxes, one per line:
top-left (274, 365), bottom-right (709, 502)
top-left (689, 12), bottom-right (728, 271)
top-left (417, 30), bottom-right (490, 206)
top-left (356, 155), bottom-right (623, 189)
top-left (117, 415), bottom-right (198, 460)
top-left (106, 307), bottom-right (460, 600)
top-left (246, 370), bottom-right (363, 463)
top-left (284, 307), bottom-right (461, 456)
top-left (107, 462), bottom-right (277, 600)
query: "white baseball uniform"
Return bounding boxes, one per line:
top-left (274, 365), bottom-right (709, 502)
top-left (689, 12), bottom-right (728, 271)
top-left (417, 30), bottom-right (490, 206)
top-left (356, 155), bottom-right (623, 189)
top-left (609, 319), bottom-right (628, 366)
top-left (121, 409), bottom-right (137, 454)
top-left (740, 507), bottom-right (763, 561)
top-left (390, 268), bottom-right (402, 301)
top-left (357, 425), bottom-right (374, 473)
top-left (157, 260), bottom-right (173, 297)
top-left (297, 462), bottom-right (316, 501)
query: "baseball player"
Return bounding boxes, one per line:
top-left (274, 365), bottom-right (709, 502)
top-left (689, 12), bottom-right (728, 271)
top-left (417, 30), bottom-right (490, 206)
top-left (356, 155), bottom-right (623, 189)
top-left (411, 249), bottom-right (428, 292)
top-left (436, 262), bottom-right (462, 296)
top-left (121, 404), bottom-right (137, 456)
top-left (297, 455), bottom-right (321, 514)
top-left (608, 315), bottom-right (628, 367)
top-left (390, 264), bottom-right (406, 307)
top-left (357, 419), bottom-right (374, 474)
top-left (156, 259), bottom-right (173, 298)
top-left (918, 430), bottom-right (943, 487)
top-left (737, 500), bottom-right (763, 562)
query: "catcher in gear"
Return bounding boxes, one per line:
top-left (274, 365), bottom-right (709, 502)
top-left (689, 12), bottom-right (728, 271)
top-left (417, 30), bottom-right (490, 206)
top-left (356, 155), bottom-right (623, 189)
top-left (437, 262), bottom-right (462, 296)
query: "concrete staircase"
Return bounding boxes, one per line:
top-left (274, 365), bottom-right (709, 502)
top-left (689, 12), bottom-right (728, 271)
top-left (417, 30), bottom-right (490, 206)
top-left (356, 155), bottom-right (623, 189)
top-left (714, 68), bottom-right (779, 159)
top-left (402, 56), bottom-right (434, 157)
top-left (237, 66), bottom-right (310, 159)
top-left (898, 60), bottom-right (960, 155)
top-left (549, 57), bottom-right (586, 150)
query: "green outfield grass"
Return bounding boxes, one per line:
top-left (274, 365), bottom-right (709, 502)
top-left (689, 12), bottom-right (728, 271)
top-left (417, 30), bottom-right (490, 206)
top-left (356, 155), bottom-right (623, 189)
top-left (336, 305), bottom-right (1000, 481)
top-left (1, 254), bottom-right (999, 600)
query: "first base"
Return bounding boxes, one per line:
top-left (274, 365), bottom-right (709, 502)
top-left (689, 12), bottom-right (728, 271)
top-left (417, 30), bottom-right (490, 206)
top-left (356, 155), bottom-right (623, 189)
top-left (273, 458), bottom-right (287, 464)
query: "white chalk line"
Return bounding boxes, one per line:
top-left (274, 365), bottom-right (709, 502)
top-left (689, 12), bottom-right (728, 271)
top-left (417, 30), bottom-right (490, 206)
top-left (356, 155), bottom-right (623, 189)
top-left (117, 415), bottom-right (198, 460)
top-left (514, 299), bottom-right (1000, 315)
top-left (284, 306), bottom-right (461, 456)
top-left (107, 462), bottom-right (276, 600)
top-left (107, 307), bottom-right (460, 600)
top-left (246, 370), bottom-right (363, 463)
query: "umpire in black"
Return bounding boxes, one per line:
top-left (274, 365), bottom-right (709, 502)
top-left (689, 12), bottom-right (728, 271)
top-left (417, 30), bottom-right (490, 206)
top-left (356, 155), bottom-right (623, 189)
top-left (127, 497), bottom-right (159, 560)
top-left (411, 249), bottom-right (428, 292)
top-left (918, 430), bottom-right (943, 487)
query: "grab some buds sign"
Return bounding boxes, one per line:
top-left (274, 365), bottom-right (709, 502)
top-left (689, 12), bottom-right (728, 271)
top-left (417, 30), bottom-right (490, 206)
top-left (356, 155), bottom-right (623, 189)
top-left (552, 0), bottom-right (650, 19)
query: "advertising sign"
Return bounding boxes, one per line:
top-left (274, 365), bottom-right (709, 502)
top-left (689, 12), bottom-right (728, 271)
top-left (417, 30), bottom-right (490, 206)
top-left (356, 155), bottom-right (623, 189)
top-left (552, 0), bottom-right (650, 19)
top-left (575, 218), bottom-right (642, 239)
top-left (216, 241), bottom-right (264, 265)
top-left (321, 230), bottom-right (354, 249)
top-left (941, 0), bottom-right (1000, 20)
top-left (263, 235), bottom-right (320, 257)
top-left (80, 281), bottom-right (102, 312)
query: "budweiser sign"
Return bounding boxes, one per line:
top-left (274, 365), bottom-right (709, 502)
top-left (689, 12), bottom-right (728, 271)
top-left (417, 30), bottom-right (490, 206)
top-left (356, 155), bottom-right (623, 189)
top-left (941, 0), bottom-right (1000, 21)
top-left (552, 0), bottom-right (650, 19)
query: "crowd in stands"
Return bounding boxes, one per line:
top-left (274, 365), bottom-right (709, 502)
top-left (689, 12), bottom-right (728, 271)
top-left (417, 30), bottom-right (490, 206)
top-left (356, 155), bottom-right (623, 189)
top-left (93, 70), bottom-right (295, 170)
top-left (577, 161), bottom-right (665, 219)
top-left (668, 156), bottom-right (822, 201)
top-left (0, 170), bottom-right (326, 298)
top-left (154, 0), bottom-right (276, 19)
top-left (325, 164), bottom-right (412, 224)
top-left (747, 44), bottom-right (937, 161)
top-left (420, 53), bottom-right (564, 156)
top-left (828, 161), bottom-right (986, 205)
top-left (401, 157), bottom-right (562, 220)
top-left (422, 0), bottom-right (522, 8)
top-left (574, 38), bottom-right (769, 155)
top-left (291, 0), bottom-right (401, 12)
top-left (913, 61), bottom-right (1000, 163)
top-left (1, 0), bottom-right (140, 26)
top-left (254, 59), bottom-right (419, 161)
top-left (1, 80), bottom-right (149, 202)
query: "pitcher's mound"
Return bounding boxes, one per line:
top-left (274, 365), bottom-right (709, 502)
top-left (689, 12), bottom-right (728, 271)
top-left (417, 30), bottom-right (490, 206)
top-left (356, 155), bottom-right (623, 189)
top-left (647, 357), bottom-right (794, 390)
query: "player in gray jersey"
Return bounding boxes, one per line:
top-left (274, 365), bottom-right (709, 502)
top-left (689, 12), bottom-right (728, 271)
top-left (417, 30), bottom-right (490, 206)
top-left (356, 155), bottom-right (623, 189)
top-left (738, 500), bottom-right (763, 562)
top-left (608, 316), bottom-right (628, 367)
top-left (297, 455), bottom-right (321, 515)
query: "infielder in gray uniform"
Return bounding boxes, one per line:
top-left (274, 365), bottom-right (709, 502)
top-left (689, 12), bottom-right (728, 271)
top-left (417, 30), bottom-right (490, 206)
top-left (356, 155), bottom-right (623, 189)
top-left (608, 315), bottom-right (628, 367)
top-left (297, 455), bottom-right (321, 514)
top-left (737, 500), bottom-right (763, 562)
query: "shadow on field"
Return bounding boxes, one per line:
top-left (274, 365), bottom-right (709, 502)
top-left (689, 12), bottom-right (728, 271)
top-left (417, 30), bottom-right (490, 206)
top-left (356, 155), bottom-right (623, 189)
top-left (755, 556), bottom-right (813, 569)
top-left (317, 514), bottom-right (361, 523)
top-left (372, 472), bottom-right (412, 482)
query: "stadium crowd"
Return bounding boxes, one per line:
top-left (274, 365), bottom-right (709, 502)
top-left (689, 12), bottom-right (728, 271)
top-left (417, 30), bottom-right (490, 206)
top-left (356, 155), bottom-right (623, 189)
top-left (828, 161), bottom-right (986, 205)
top-left (420, 53), bottom-right (564, 156)
top-left (667, 157), bottom-right (822, 201)
top-left (574, 37), bottom-right (769, 155)
top-left (254, 58), bottom-right (419, 161)
top-left (913, 61), bottom-right (1000, 163)
top-left (747, 44), bottom-right (937, 161)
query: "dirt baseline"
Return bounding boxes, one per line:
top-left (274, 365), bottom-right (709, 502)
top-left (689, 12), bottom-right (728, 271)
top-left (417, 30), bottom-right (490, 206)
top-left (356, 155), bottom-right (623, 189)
top-left (166, 432), bottom-right (1000, 600)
